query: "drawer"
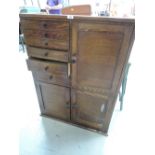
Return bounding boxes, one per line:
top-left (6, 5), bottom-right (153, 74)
top-left (25, 37), bottom-right (68, 50)
top-left (23, 29), bottom-right (69, 41)
top-left (32, 71), bottom-right (69, 86)
top-left (27, 59), bottom-right (68, 74)
top-left (21, 19), bottom-right (69, 31)
top-left (27, 59), bottom-right (69, 86)
top-left (27, 46), bottom-right (68, 62)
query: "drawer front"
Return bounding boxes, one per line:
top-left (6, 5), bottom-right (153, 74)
top-left (21, 20), bottom-right (69, 31)
top-left (27, 59), bottom-right (68, 74)
top-left (27, 59), bottom-right (69, 86)
top-left (32, 71), bottom-right (69, 86)
top-left (27, 46), bottom-right (68, 62)
top-left (23, 29), bottom-right (69, 41)
top-left (25, 37), bottom-right (68, 50)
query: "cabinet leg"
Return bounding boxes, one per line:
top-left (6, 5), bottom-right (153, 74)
top-left (119, 63), bottom-right (131, 111)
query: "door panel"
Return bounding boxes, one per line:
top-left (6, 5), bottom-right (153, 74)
top-left (71, 89), bottom-right (108, 131)
top-left (35, 82), bottom-right (70, 121)
top-left (71, 22), bottom-right (124, 90)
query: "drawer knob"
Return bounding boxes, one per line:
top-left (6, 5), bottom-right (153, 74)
top-left (44, 66), bottom-right (49, 71)
top-left (44, 52), bottom-right (49, 56)
top-left (49, 75), bottom-right (53, 80)
top-left (44, 33), bottom-right (49, 38)
top-left (43, 23), bottom-right (47, 28)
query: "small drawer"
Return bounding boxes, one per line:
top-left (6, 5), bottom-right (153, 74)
top-left (32, 71), bottom-right (69, 86)
top-left (23, 29), bottom-right (69, 42)
top-left (27, 59), bottom-right (68, 75)
top-left (27, 46), bottom-right (68, 62)
top-left (21, 20), bottom-right (69, 31)
top-left (25, 37), bottom-right (69, 50)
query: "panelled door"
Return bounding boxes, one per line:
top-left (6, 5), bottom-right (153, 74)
top-left (71, 89), bottom-right (108, 131)
top-left (35, 82), bottom-right (70, 121)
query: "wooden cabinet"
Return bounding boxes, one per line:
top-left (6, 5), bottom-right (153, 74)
top-left (20, 14), bottom-right (135, 135)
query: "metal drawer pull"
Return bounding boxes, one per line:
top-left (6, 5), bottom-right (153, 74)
top-left (44, 66), bottom-right (49, 71)
top-left (44, 52), bottom-right (48, 56)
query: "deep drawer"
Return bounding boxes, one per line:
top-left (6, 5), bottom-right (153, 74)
top-left (27, 59), bottom-right (69, 86)
top-left (27, 46), bottom-right (68, 62)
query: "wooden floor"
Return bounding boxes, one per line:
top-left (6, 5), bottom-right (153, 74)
top-left (1, 43), bottom-right (155, 155)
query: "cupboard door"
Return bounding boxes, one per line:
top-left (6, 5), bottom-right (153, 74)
top-left (71, 21), bottom-right (134, 92)
top-left (35, 82), bottom-right (70, 121)
top-left (71, 89), bottom-right (108, 131)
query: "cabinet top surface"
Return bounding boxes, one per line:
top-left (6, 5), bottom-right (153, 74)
top-left (19, 13), bottom-right (135, 23)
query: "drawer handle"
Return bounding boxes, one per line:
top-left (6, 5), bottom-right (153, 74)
top-left (49, 75), bottom-right (53, 80)
top-left (44, 33), bottom-right (49, 38)
top-left (44, 66), bottom-right (49, 71)
top-left (43, 23), bottom-right (47, 28)
top-left (44, 52), bottom-right (49, 56)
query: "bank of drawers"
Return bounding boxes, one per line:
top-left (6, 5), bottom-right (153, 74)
top-left (21, 19), bottom-right (69, 50)
top-left (21, 19), bottom-right (70, 86)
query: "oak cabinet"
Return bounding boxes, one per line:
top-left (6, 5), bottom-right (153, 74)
top-left (20, 14), bottom-right (135, 135)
